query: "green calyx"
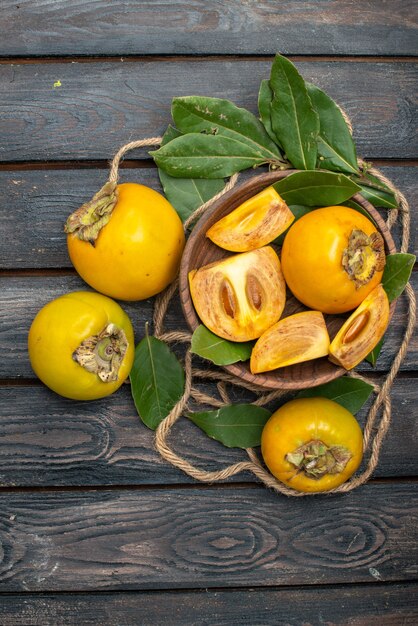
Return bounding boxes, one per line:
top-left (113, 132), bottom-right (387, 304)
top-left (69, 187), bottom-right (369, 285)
top-left (72, 323), bottom-right (128, 382)
top-left (285, 439), bottom-right (352, 479)
top-left (64, 181), bottom-right (118, 244)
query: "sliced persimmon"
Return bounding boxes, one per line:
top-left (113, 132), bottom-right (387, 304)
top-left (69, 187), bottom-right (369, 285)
top-left (206, 186), bottom-right (294, 252)
top-left (250, 311), bottom-right (330, 373)
top-left (329, 284), bottom-right (389, 369)
top-left (188, 246), bottom-right (286, 342)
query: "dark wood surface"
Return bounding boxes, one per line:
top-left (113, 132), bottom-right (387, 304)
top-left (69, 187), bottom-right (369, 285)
top-left (0, 60), bottom-right (416, 161)
top-left (0, 2), bottom-right (417, 624)
top-left (1, 584), bottom-right (417, 626)
top-left (1, 1), bottom-right (417, 56)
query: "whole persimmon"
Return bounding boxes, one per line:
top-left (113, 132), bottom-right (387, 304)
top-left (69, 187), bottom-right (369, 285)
top-left (281, 206), bottom-right (385, 314)
top-left (66, 182), bottom-right (185, 301)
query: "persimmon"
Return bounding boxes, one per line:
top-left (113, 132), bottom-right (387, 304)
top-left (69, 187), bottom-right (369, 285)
top-left (66, 183), bottom-right (185, 301)
top-left (281, 206), bottom-right (385, 314)
top-left (261, 397), bottom-right (363, 492)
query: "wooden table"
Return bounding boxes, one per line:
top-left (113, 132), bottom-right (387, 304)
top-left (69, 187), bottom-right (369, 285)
top-left (0, 2), bottom-right (417, 624)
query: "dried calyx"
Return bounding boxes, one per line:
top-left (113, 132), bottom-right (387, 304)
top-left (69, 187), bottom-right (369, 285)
top-left (286, 439), bottom-right (352, 479)
top-left (342, 229), bottom-right (385, 288)
top-left (73, 323), bottom-right (128, 382)
top-left (64, 181), bottom-right (118, 244)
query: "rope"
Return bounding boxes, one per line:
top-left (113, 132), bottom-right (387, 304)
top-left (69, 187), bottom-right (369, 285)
top-left (106, 129), bottom-right (415, 496)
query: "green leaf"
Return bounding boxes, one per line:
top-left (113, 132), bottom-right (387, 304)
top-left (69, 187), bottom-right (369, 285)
top-left (158, 126), bottom-right (224, 221)
top-left (151, 133), bottom-right (272, 179)
top-left (191, 325), bottom-right (253, 366)
top-left (269, 54), bottom-right (319, 170)
top-left (274, 205), bottom-right (312, 245)
top-left (356, 183), bottom-right (398, 209)
top-left (172, 95), bottom-right (282, 162)
top-left (187, 404), bottom-right (271, 448)
top-left (382, 253), bottom-right (415, 302)
top-left (258, 79), bottom-right (280, 145)
top-left (297, 377), bottom-right (374, 415)
top-left (362, 170), bottom-right (395, 193)
top-left (161, 124), bottom-right (182, 145)
top-left (365, 337), bottom-right (385, 366)
top-left (273, 171), bottom-right (361, 206)
top-left (306, 82), bottom-right (359, 175)
top-left (130, 332), bottom-right (185, 430)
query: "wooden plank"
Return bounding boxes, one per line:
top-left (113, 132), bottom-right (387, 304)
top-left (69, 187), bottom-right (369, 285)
top-left (2, 1), bottom-right (417, 57)
top-left (0, 483), bottom-right (417, 591)
top-left (0, 165), bottom-right (416, 270)
top-left (1, 583), bottom-right (417, 625)
top-left (0, 60), bottom-right (416, 161)
top-left (0, 377), bottom-right (416, 488)
top-left (1, 272), bottom-right (416, 379)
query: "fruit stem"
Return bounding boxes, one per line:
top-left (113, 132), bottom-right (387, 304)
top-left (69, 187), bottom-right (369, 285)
top-left (286, 439), bottom-right (352, 479)
top-left (342, 229), bottom-right (385, 288)
top-left (64, 181), bottom-right (118, 244)
top-left (73, 323), bottom-right (128, 382)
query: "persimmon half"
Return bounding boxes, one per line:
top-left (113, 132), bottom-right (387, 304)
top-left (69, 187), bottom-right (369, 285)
top-left (188, 246), bottom-right (286, 342)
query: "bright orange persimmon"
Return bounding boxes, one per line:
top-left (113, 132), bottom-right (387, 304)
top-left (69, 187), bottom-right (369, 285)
top-left (281, 206), bottom-right (386, 314)
top-left (66, 183), bottom-right (185, 301)
top-left (261, 397), bottom-right (363, 493)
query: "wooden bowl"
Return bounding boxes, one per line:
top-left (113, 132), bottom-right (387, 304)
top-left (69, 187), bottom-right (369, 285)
top-left (179, 171), bottom-right (396, 390)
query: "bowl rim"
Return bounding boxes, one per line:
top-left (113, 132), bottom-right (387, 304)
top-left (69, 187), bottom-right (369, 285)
top-left (179, 169), bottom-right (397, 390)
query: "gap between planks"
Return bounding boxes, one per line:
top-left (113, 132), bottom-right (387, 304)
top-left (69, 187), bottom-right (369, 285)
top-left (0, 476), bottom-right (417, 496)
top-left (0, 159), bottom-right (417, 172)
top-left (0, 54), bottom-right (417, 65)
top-left (0, 579), bottom-right (417, 597)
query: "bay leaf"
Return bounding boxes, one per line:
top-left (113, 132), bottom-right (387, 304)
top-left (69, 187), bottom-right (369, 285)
top-left (306, 82), bottom-right (359, 175)
top-left (161, 124), bottom-right (182, 145)
top-left (356, 183), bottom-right (398, 209)
top-left (297, 377), bottom-right (374, 414)
top-left (365, 337), bottom-right (385, 367)
top-left (273, 171), bottom-right (361, 206)
top-left (191, 325), bottom-right (253, 366)
top-left (151, 133), bottom-right (272, 179)
top-left (258, 79), bottom-right (281, 145)
top-left (274, 205), bottom-right (312, 245)
top-left (187, 404), bottom-right (271, 448)
top-left (158, 126), bottom-right (224, 221)
top-left (361, 170), bottom-right (396, 193)
top-left (269, 54), bottom-right (319, 170)
top-left (382, 253), bottom-right (415, 302)
top-left (172, 95), bottom-right (282, 163)
top-left (130, 332), bottom-right (185, 430)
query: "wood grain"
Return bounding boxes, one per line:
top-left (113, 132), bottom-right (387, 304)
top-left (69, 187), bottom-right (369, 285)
top-left (0, 165), bottom-right (415, 270)
top-left (1, 272), bottom-right (416, 380)
top-left (1, 583), bottom-right (417, 625)
top-left (1, 1), bottom-right (417, 57)
top-left (0, 60), bottom-right (416, 161)
top-left (0, 483), bottom-right (417, 591)
top-left (0, 377), bottom-right (417, 488)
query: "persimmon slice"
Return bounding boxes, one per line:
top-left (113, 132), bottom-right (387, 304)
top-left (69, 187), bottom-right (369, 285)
top-left (206, 186), bottom-right (294, 252)
top-left (250, 311), bottom-right (330, 373)
top-left (188, 246), bottom-right (286, 342)
top-left (329, 284), bottom-right (390, 369)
